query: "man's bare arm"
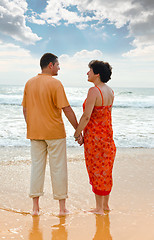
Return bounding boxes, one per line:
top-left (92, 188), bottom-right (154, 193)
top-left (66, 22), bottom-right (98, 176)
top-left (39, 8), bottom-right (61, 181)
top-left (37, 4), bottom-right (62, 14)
top-left (23, 107), bottom-right (27, 123)
top-left (62, 105), bottom-right (78, 129)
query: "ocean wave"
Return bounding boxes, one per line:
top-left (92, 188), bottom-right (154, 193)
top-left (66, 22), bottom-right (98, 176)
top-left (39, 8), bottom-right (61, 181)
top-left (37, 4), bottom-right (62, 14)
top-left (1, 101), bottom-right (154, 108)
top-left (118, 91), bottom-right (133, 95)
top-left (0, 87), bottom-right (154, 109)
top-left (0, 207), bottom-right (30, 215)
top-left (0, 95), bottom-right (22, 106)
top-left (0, 102), bottom-right (21, 106)
top-left (114, 106), bottom-right (154, 109)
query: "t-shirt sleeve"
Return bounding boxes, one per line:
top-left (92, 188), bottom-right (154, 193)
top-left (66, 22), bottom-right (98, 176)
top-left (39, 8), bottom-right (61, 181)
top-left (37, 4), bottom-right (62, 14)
top-left (22, 85), bottom-right (27, 107)
top-left (54, 83), bottom-right (70, 109)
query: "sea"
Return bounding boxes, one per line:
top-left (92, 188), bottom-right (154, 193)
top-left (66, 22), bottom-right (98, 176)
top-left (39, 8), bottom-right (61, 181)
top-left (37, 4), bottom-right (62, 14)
top-left (0, 85), bottom-right (154, 148)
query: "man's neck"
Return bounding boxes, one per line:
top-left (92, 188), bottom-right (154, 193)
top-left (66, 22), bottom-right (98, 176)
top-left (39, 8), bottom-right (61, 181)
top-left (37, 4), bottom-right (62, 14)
top-left (42, 69), bottom-right (52, 76)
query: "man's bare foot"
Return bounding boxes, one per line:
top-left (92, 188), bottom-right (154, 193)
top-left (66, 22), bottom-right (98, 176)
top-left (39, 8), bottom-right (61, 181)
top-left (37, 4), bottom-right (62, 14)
top-left (32, 210), bottom-right (40, 216)
top-left (89, 208), bottom-right (104, 215)
top-left (59, 209), bottom-right (69, 217)
top-left (32, 206), bottom-right (39, 216)
top-left (32, 197), bottom-right (39, 216)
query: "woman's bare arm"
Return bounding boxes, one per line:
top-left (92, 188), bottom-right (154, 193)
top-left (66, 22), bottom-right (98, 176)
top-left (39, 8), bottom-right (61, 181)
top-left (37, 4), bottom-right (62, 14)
top-left (74, 87), bottom-right (97, 138)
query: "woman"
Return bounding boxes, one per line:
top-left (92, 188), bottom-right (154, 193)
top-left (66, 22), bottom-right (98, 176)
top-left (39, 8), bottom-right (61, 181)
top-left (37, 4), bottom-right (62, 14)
top-left (74, 60), bottom-right (116, 215)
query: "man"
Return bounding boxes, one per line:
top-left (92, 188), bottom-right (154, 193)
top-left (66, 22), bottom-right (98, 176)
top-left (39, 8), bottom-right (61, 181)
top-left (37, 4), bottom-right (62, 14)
top-left (22, 53), bottom-right (79, 216)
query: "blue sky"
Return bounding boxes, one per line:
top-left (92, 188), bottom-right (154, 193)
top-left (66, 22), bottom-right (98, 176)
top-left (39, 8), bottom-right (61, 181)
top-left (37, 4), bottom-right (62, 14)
top-left (0, 0), bottom-right (154, 87)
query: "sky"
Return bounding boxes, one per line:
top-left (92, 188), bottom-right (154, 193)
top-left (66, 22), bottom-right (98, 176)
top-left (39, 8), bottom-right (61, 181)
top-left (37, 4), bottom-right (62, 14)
top-left (0, 0), bottom-right (154, 88)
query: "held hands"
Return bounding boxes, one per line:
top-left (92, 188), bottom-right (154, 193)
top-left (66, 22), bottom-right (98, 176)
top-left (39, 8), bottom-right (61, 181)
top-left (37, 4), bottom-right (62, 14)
top-left (74, 133), bottom-right (84, 146)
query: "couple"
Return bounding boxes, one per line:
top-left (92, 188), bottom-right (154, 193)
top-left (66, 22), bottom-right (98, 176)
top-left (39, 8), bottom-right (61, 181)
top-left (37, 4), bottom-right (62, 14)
top-left (22, 53), bottom-right (116, 216)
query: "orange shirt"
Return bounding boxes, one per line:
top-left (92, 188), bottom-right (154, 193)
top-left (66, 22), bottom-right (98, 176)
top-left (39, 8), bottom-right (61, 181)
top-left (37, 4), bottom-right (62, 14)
top-left (22, 73), bottom-right (70, 140)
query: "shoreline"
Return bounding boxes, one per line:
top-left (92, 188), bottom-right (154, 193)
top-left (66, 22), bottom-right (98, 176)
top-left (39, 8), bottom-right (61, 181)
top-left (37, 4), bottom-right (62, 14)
top-left (0, 147), bottom-right (154, 239)
top-left (0, 145), bottom-right (154, 163)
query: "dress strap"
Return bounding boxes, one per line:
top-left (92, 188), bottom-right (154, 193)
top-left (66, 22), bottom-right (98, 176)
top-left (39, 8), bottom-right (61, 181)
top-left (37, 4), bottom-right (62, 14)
top-left (95, 86), bottom-right (103, 106)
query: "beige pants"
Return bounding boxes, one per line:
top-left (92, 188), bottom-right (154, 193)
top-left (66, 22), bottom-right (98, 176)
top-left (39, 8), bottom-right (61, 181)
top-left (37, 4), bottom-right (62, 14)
top-left (29, 138), bottom-right (68, 200)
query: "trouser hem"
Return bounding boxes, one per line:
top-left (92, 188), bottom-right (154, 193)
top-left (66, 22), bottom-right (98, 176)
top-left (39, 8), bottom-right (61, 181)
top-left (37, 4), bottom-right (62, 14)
top-left (53, 194), bottom-right (68, 200)
top-left (29, 193), bottom-right (44, 198)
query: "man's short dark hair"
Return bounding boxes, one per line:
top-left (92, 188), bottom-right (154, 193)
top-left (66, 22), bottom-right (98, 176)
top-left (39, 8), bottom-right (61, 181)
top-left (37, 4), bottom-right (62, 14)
top-left (40, 53), bottom-right (58, 70)
top-left (88, 60), bottom-right (112, 83)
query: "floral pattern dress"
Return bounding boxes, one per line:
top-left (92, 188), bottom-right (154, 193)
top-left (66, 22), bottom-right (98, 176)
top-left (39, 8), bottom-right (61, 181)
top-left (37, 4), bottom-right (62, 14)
top-left (83, 86), bottom-right (116, 196)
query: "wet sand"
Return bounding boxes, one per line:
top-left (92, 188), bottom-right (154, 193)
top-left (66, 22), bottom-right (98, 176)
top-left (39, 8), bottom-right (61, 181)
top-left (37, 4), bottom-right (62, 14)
top-left (0, 147), bottom-right (154, 240)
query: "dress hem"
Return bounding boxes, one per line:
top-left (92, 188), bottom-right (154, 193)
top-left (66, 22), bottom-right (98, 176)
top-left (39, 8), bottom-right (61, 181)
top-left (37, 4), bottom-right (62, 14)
top-left (92, 185), bottom-right (110, 196)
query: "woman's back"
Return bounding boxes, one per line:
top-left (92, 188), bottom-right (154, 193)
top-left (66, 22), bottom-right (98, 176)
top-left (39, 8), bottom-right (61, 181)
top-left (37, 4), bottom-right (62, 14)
top-left (95, 84), bottom-right (114, 107)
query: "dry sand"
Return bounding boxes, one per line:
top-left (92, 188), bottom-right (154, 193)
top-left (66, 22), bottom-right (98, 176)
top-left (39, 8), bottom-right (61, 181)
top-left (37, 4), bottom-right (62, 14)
top-left (0, 147), bottom-right (154, 240)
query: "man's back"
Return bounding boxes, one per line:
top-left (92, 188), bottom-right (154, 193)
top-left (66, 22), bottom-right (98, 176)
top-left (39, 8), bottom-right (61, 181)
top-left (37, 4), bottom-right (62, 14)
top-left (22, 53), bottom-right (79, 216)
top-left (22, 73), bottom-right (69, 140)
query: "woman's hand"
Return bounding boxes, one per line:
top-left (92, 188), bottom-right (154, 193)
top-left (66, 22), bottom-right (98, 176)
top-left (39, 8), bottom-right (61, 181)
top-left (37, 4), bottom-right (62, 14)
top-left (74, 133), bottom-right (84, 146)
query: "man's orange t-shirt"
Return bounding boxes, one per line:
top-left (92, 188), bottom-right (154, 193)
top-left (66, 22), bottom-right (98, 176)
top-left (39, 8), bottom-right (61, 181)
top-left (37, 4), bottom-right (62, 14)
top-left (22, 73), bottom-right (70, 140)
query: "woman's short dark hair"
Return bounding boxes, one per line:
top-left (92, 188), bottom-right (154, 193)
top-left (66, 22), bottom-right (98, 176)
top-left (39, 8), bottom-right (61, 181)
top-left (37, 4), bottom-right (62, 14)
top-left (40, 53), bottom-right (58, 70)
top-left (88, 60), bottom-right (112, 83)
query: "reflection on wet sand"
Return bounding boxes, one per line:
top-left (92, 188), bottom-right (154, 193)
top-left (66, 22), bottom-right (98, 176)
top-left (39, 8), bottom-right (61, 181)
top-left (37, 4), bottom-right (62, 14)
top-left (28, 217), bottom-right (43, 240)
top-left (27, 213), bottom-right (111, 240)
top-left (93, 214), bottom-right (112, 240)
top-left (51, 216), bottom-right (68, 240)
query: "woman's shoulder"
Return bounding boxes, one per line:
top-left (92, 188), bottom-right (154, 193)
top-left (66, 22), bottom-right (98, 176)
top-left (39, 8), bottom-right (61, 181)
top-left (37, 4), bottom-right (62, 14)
top-left (87, 86), bottom-right (99, 95)
top-left (108, 85), bottom-right (114, 92)
top-left (86, 87), bottom-right (99, 102)
top-left (89, 86), bottom-right (97, 91)
top-left (104, 85), bottom-right (114, 95)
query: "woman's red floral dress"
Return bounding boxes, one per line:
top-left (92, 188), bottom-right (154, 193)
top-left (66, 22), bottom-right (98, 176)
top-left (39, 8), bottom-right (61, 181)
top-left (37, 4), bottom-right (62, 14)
top-left (83, 86), bottom-right (116, 196)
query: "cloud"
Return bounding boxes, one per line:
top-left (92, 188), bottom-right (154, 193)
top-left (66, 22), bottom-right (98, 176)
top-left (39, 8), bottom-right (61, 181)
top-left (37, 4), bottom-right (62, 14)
top-left (0, 46), bottom-right (103, 86)
top-left (72, 49), bottom-right (103, 59)
top-left (59, 49), bottom-right (103, 64)
top-left (123, 45), bottom-right (154, 60)
top-left (28, 15), bottom-right (46, 25)
top-left (58, 48), bottom-right (154, 88)
top-left (1, 0), bottom-right (152, 57)
top-left (0, 0), bottom-right (41, 44)
top-left (40, 0), bottom-right (132, 28)
top-left (58, 49), bottom-right (104, 87)
top-left (132, 0), bottom-right (154, 10)
top-left (0, 41), bottom-right (40, 84)
top-left (1, 45), bottom-right (153, 88)
top-left (0, 42), bottom-right (30, 58)
top-left (38, 0), bottom-right (154, 57)
top-left (40, 1), bottom-right (84, 26)
top-left (39, 0), bottom-right (97, 27)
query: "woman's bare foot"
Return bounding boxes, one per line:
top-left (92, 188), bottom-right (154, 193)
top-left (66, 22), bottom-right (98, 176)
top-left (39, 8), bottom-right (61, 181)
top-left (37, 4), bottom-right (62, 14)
top-left (89, 208), bottom-right (104, 215)
top-left (103, 195), bottom-right (110, 211)
top-left (103, 206), bottom-right (110, 211)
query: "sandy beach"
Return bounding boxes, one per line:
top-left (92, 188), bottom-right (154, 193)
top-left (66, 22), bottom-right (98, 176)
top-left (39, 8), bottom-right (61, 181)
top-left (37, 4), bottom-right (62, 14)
top-left (0, 147), bottom-right (154, 240)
